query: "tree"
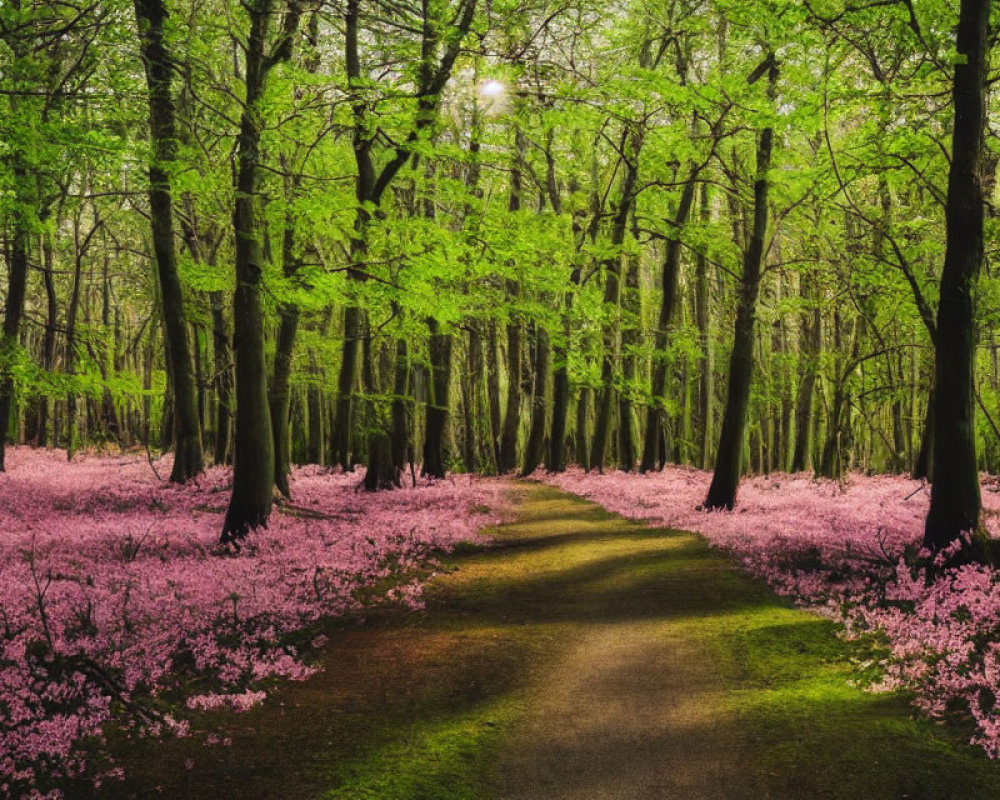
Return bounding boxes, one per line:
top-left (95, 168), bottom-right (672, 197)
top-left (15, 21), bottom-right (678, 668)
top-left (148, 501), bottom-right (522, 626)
top-left (704, 53), bottom-right (778, 510)
top-left (923, 0), bottom-right (989, 553)
top-left (134, 0), bottom-right (204, 483)
top-left (221, 0), bottom-right (304, 542)
top-left (332, 0), bottom-right (477, 489)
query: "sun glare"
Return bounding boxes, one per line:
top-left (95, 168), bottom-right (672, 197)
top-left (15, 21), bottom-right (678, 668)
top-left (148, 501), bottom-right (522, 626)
top-left (479, 79), bottom-right (505, 98)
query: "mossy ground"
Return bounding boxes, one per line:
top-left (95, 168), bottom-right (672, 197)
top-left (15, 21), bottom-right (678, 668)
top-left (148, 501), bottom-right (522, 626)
top-left (89, 483), bottom-right (1000, 799)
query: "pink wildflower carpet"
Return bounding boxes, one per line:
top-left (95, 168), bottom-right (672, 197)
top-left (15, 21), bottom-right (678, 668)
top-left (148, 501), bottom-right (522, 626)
top-left (541, 466), bottom-right (1000, 760)
top-left (0, 448), bottom-right (507, 799)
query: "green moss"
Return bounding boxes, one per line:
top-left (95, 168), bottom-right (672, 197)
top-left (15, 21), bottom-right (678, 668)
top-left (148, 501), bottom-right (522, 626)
top-left (321, 699), bottom-right (519, 800)
top-left (711, 606), bottom-right (1000, 799)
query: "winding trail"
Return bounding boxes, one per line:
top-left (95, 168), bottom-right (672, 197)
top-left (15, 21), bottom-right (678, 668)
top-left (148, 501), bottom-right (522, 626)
top-left (97, 483), bottom-right (1000, 800)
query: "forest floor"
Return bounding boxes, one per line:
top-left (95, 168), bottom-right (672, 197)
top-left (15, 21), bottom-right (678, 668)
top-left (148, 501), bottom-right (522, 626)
top-left (91, 482), bottom-right (1000, 800)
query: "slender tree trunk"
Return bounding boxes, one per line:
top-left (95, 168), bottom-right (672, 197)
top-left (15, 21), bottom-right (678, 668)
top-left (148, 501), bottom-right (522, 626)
top-left (332, 303), bottom-right (362, 468)
top-left (924, 0), bottom-right (989, 552)
top-left (522, 324), bottom-right (550, 475)
top-left (549, 360), bottom-right (571, 472)
top-left (549, 257), bottom-right (580, 473)
top-left (695, 186), bottom-right (714, 469)
top-left (462, 327), bottom-right (478, 472)
top-left (498, 301), bottom-right (522, 473)
top-left (270, 309), bottom-right (299, 497)
top-left (791, 285), bottom-right (820, 472)
top-left (618, 254), bottom-right (640, 470)
top-left (913, 385), bottom-right (935, 480)
top-left (361, 321), bottom-right (400, 490)
top-left (390, 336), bottom-right (410, 473)
top-left (269, 224), bottom-right (301, 498)
top-left (422, 318), bottom-right (452, 478)
top-left (38, 228), bottom-right (57, 447)
top-left (576, 385), bottom-right (591, 469)
top-left (593, 129), bottom-right (642, 471)
top-left (498, 128), bottom-right (526, 473)
top-left (704, 56), bottom-right (777, 510)
top-left (65, 211), bottom-right (91, 461)
top-left (642, 177), bottom-right (698, 471)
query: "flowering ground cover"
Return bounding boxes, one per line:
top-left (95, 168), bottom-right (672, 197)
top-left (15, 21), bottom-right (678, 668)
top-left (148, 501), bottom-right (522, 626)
top-left (0, 448), bottom-right (507, 799)
top-left (541, 466), bottom-right (1000, 760)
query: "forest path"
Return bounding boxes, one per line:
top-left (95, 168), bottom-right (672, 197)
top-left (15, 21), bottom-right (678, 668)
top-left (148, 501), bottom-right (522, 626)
top-left (95, 482), bottom-right (1000, 800)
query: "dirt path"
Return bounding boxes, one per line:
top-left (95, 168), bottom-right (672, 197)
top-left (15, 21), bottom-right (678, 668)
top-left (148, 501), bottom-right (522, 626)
top-left (95, 483), bottom-right (1000, 800)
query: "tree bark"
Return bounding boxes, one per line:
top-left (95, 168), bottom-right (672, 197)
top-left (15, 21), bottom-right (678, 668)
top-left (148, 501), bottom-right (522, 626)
top-left (704, 56), bottom-right (777, 510)
top-left (0, 212), bottom-right (29, 472)
top-left (791, 283), bottom-right (820, 472)
top-left (221, 0), bottom-right (302, 542)
top-left (270, 223), bottom-right (300, 498)
top-left (618, 254), bottom-right (640, 470)
top-left (134, 0), bottom-right (204, 483)
top-left (695, 185), bottom-right (714, 470)
top-left (641, 176), bottom-right (698, 472)
top-left (210, 290), bottom-right (233, 465)
top-left (592, 128), bottom-right (642, 471)
top-left (498, 299), bottom-right (522, 473)
top-left (923, 0), bottom-right (989, 552)
top-left (522, 324), bottom-right (550, 475)
top-left (487, 320), bottom-right (503, 467)
top-left (422, 318), bottom-right (452, 478)
top-left (390, 336), bottom-right (411, 474)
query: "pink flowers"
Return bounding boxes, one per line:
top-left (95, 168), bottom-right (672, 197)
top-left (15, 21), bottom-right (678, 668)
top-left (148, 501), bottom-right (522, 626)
top-left (541, 466), bottom-right (1000, 759)
top-left (0, 448), bottom-right (506, 798)
top-left (186, 690), bottom-right (266, 713)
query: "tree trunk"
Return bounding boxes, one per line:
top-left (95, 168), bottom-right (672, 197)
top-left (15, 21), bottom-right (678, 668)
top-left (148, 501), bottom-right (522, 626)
top-left (332, 303), bottom-right (362, 468)
top-left (913, 386), bottom-right (934, 480)
top-left (38, 228), bottom-right (58, 447)
top-left (210, 291), bottom-right (233, 464)
top-left (592, 129), bottom-right (642, 471)
top-left (222, 0), bottom-right (302, 542)
top-left (390, 336), bottom-right (411, 474)
top-left (269, 225), bottom-right (301, 498)
top-left (461, 326), bottom-right (478, 472)
top-left (549, 360), bottom-right (570, 472)
top-left (924, 0), bottom-right (989, 552)
top-left (134, 0), bottom-right (204, 483)
top-left (791, 285), bottom-right (820, 472)
top-left (576, 385), bottom-right (591, 470)
top-left (522, 324), bottom-right (550, 475)
top-left (641, 176), bottom-right (697, 472)
top-left (618, 254), bottom-right (640, 470)
top-left (695, 185), bottom-right (714, 470)
top-left (0, 213), bottom-right (29, 472)
top-left (361, 327), bottom-right (401, 491)
top-left (486, 320), bottom-right (502, 466)
top-left (704, 56), bottom-right (777, 510)
top-left (498, 290), bottom-right (522, 473)
top-left (422, 318), bottom-right (452, 478)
